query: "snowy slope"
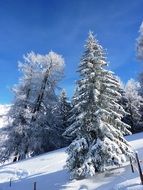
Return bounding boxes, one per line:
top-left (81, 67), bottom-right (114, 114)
top-left (0, 133), bottom-right (142, 190)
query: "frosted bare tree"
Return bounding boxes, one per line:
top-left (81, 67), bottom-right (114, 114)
top-left (1, 51), bottom-right (65, 162)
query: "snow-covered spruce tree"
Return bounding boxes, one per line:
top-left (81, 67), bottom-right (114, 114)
top-left (1, 51), bottom-right (64, 162)
top-left (65, 32), bottom-right (134, 179)
top-left (57, 89), bottom-right (72, 146)
top-left (124, 79), bottom-right (143, 133)
top-left (118, 87), bottom-right (130, 132)
top-left (116, 78), bottom-right (133, 133)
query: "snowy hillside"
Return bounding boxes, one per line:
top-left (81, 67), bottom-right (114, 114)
top-left (0, 133), bottom-right (143, 190)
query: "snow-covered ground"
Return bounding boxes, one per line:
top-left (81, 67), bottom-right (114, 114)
top-left (0, 132), bottom-right (142, 190)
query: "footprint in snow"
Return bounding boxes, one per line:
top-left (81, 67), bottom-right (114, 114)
top-left (15, 169), bottom-right (29, 179)
top-left (79, 185), bottom-right (88, 190)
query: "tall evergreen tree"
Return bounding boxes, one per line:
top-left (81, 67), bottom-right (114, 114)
top-left (57, 89), bottom-right (72, 146)
top-left (65, 32), bottom-right (134, 179)
top-left (64, 88), bottom-right (79, 140)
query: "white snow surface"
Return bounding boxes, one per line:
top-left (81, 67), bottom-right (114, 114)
top-left (0, 131), bottom-right (143, 189)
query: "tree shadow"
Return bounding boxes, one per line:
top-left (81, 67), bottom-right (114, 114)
top-left (121, 182), bottom-right (141, 189)
top-left (0, 169), bottom-right (70, 190)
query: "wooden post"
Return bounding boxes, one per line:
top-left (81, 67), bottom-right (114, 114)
top-left (129, 157), bottom-right (134, 173)
top-left (135, 152), bottom-right (143, 185)
top-left (34, 182), bottom-right (37, 190)
top-left (9, 178), bottom-right (12, 187)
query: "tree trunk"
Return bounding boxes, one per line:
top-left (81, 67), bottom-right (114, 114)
top-left (32, 63), bottom-right (53, 119)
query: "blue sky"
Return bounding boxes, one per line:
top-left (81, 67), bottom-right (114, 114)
top-left (0, 0), bottom-right (143, 104)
